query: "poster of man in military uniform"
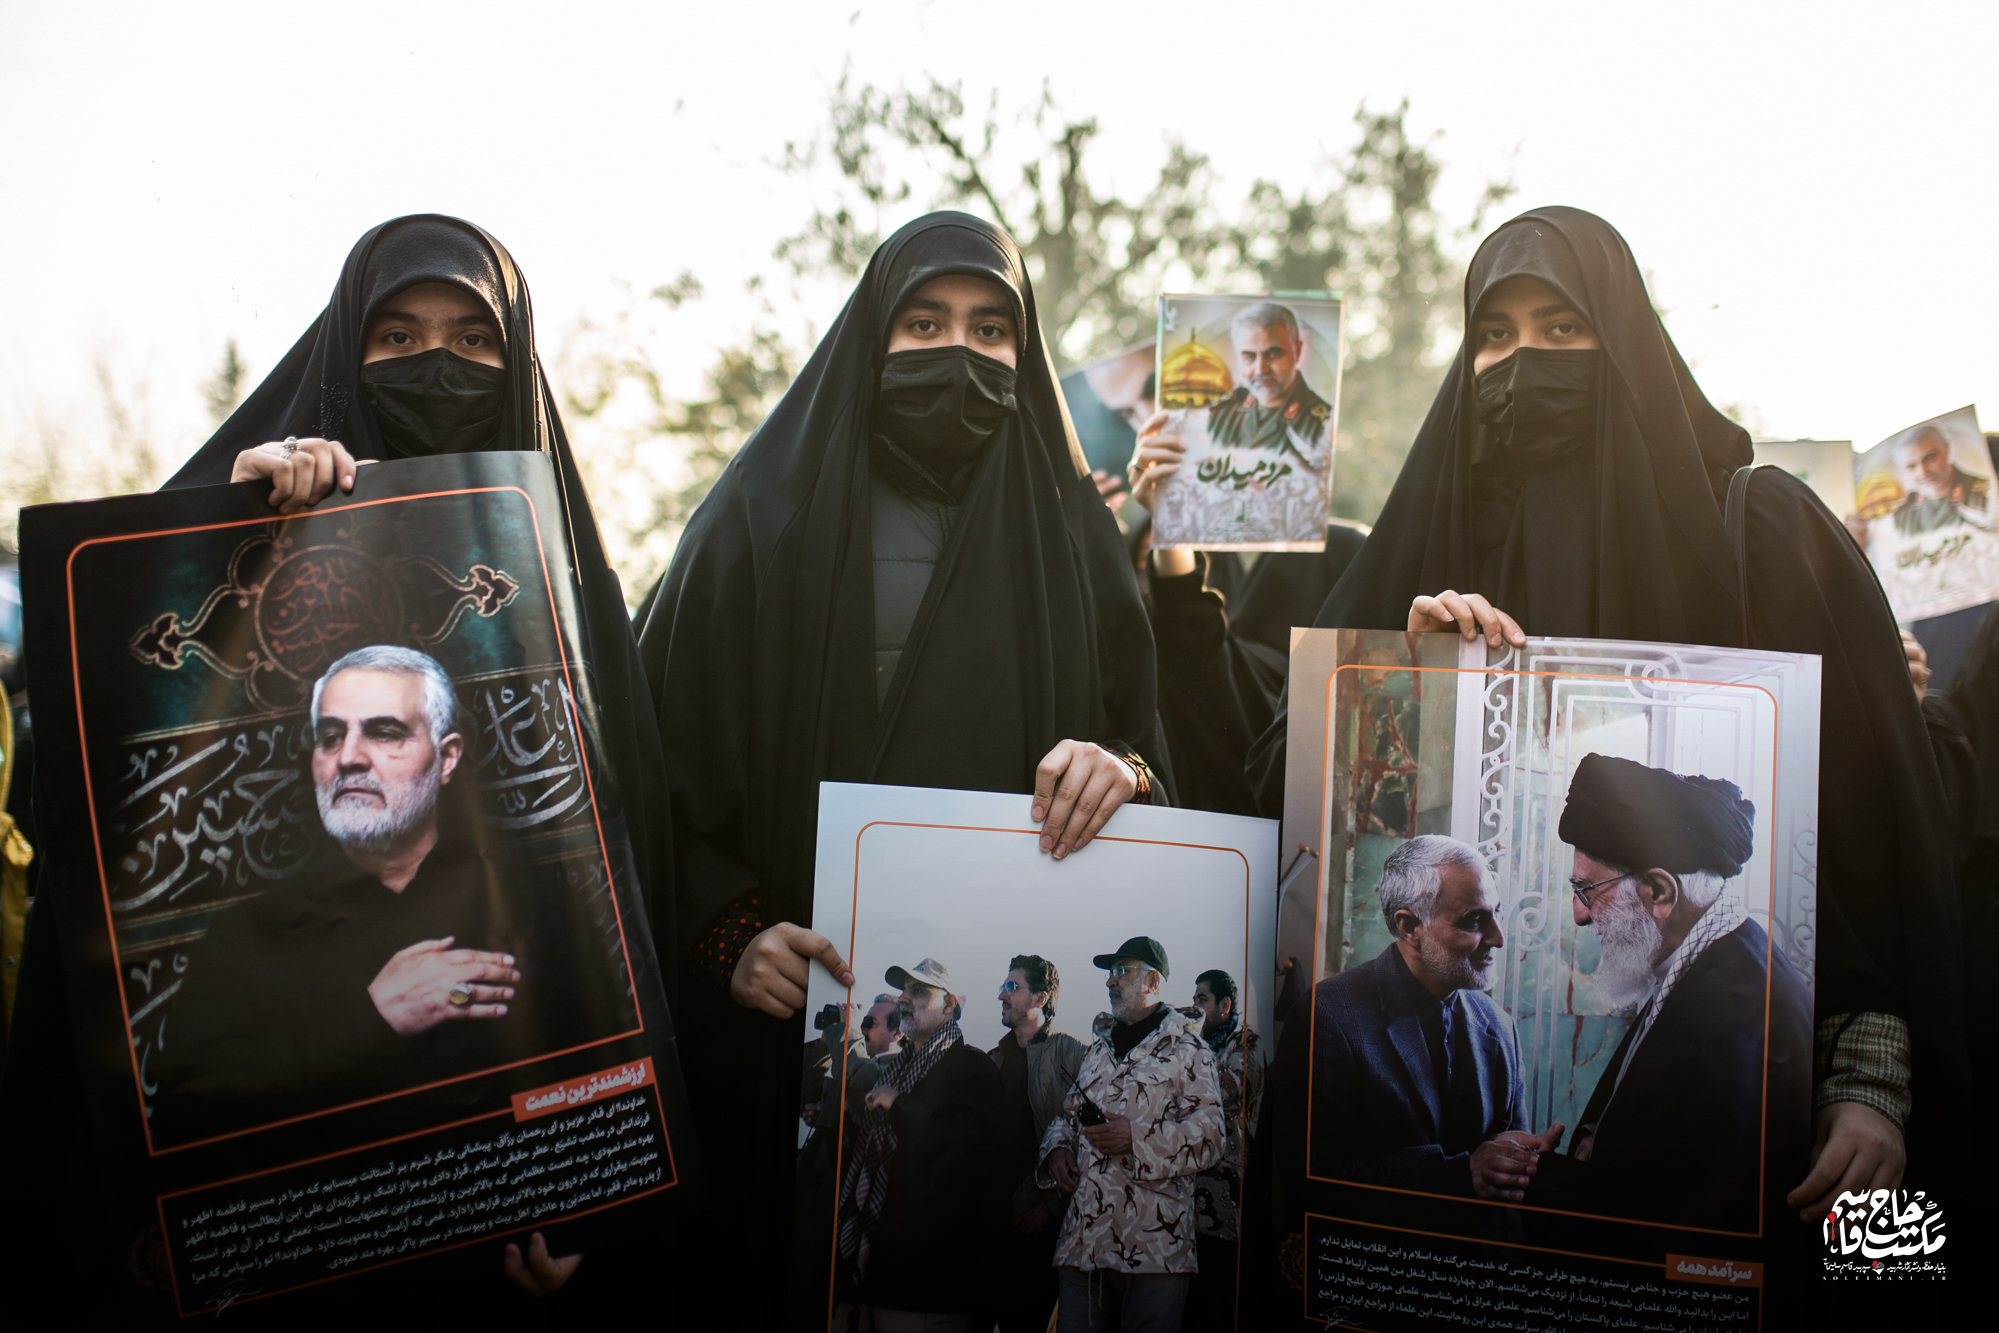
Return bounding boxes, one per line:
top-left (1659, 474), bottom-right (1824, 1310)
top-left (1149, 292), bottom-right (1343, 550)
top-left (1849, 404), bottom-right (1999, 620)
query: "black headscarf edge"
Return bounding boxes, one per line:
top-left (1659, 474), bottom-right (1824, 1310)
top-left (1314, 204), bottom-right (1748, 644)
top-left (160, 214), bottom-right (678, 989)
top-left (168, 215), bottom-right (549, 487)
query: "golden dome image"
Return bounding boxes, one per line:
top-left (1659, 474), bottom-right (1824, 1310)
top-left (1159, 332), bottom-right (1232, 409)
top-left (1854, 470), bottom-right (1905, 519)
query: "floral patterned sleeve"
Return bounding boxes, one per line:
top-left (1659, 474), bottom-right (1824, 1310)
top-left (691, 892), bottom-right (764, 996)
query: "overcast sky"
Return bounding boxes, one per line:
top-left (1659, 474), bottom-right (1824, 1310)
top-left (4, 0), bottom-right (1995, 469)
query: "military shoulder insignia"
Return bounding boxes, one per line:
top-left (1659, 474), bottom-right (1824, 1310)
top-left (1311, 403), bottom-right (1330, 421)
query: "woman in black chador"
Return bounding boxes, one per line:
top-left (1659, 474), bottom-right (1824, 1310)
top-left (638, 211), bottom-right (1165, 1324)
top-left (0, 216), bottom-right (670, 1307)
top-left (1255, 206), bottom-right (1968, 1299)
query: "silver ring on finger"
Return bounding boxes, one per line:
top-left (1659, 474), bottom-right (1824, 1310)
top-left (1126, 459), bottom-right (1148, 488)
top-left (448, 983), bottom-right (473, 1007)
top-left (282, 436), bottom-right (300, 457)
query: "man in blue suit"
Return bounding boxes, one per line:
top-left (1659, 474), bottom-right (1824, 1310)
top-left (1308, 835), bottom-right (1558, 1200)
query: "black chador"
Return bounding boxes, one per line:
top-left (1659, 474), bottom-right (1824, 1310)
top-left (151, 214), bottom-right (675, 968)
top-left (1254, 207), bottom-right (1968, 1242)
top-left (0, 217), bottom-right (677, 1309)
top-left (1144, 521), bottom-right (1369, 816)
top-left (637, 211), bottom-right (1165, 1324)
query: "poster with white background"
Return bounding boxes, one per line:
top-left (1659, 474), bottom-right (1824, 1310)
top-left (808, 783), bottom-right (1278, 1053)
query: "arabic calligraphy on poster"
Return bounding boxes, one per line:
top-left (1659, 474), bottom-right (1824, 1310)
top-left (467, 671), bottom-right (589, 830)
top-left (162, 1089), bottom-right (672, 1313)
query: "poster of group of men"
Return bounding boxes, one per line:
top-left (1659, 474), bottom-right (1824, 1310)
top-left (801, 783), bottom-right (1277, 1329)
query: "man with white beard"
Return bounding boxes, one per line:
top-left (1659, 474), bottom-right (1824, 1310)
top-left (152, 646), bottom-right (632, 1144)
top-left (1307, 835), bottom-right (1552, 1200)
top-left (1526, 753), bottom-right (1812, 1233)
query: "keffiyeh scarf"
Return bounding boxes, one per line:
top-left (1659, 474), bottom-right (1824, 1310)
top-left (836, 1019), bottom-right (964, 1268)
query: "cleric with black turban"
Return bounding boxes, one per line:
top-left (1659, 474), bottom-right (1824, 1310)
top-left (1524, 753), bottom-right (1812, 1241)
top-left (1558, 753), bottom-right (1755, 879)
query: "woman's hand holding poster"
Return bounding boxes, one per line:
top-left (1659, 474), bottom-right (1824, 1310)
top-left (16, 452), bottom-right (698, 1317)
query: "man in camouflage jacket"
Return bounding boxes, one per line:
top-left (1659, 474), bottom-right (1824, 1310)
top-left (1038, 937), bottom-right (1225, 1331)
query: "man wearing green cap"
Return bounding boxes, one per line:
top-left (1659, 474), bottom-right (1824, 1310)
top-left (1037, 937), bottom-right (1225, 1331)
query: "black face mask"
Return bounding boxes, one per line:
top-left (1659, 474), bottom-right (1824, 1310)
top-left (359, 348), bottom-right (507, 457)
top-left (1474, 345), bottom-right (1601, 469)
top-left (874, 344), bottom-right (1018, 472)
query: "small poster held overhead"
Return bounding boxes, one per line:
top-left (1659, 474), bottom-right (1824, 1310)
top-left (1150, 293), bottom-right (1343, 551)
top-left (1850, 405), bottom-right (1999, 621)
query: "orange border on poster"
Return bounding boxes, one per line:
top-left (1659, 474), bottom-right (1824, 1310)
top-left (57, 485), bottom-right (681, 1311)
top-left (1302, 658), bottom-right (1785, 1242)
top-left (821, 818), bottom-right (1257, 1331)
top-left (66, 486), bottom-right (649, 1158)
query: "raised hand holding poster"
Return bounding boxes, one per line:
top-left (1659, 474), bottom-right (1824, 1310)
top-left (1850, 405), bottom-right (1999, 621)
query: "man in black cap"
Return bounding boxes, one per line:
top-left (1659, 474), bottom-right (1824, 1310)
top-left (834, 958), bottom-right (1009, 1329)
top-left (1037, 937), bottom-right (1224, 1332)
top-left (1527, 753), bottom-right (1813, 1233)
